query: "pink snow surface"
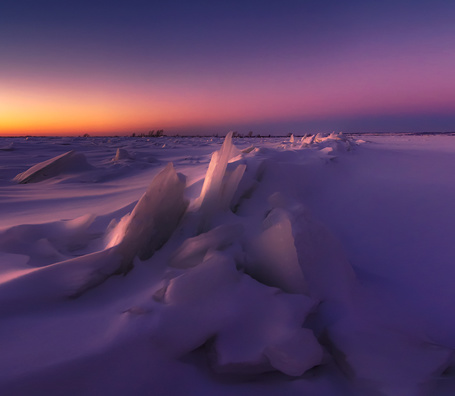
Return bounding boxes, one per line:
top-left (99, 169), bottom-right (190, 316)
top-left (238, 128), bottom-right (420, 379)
top-left (0, 133), bottom-right (455, 395)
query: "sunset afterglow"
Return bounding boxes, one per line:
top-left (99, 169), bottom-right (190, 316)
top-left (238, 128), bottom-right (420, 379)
top-left (1, 0), bottom-right (455, 135)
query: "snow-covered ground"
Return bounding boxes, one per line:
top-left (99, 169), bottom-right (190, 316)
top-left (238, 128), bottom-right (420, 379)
top-left (1, 133), bottom-right (455, 396)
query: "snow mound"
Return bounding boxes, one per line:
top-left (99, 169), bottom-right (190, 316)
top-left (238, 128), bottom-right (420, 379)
top-left (0, 247), bottom-right (124, 308)
top-left (0, 214), bottom-right (96, 267)
top-left (13, 150), bottom-right (93, 183)
top-left (263, 328), bottom-right (323, 376)
top-left (241, 145), bottom-right (255, 154)
top-left (319, 146), bottom-right (336, 160)
top-left (168, 223), bottom-right (243, 269)
top-left (292, 207), bottom-right (356, 302)
top-left (112, 148), bottom-right (132, 161)
top-left (0, 142), bottom-right (14, 151)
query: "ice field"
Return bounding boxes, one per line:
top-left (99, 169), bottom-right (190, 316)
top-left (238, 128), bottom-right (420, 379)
top-left (1, 132), bottom-right (455, 396)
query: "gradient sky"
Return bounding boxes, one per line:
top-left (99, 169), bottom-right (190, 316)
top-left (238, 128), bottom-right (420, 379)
top-left (1, 0), bottom-right (455, 135)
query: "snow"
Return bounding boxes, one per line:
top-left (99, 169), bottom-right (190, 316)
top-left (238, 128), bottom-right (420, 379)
top-left (0, 142), bottom-right (14, 151)
top-left (113, 148), bottom-right (132, 161)
top-left (1, 133), bottom-right (455, 395)
top-left (168, 224), bottom-right (243, 269)
top-left (13, 150), bottom-right (93, 183)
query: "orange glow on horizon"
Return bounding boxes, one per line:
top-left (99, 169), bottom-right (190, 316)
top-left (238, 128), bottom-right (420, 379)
top-left (2, 59), bottom-right (455, 136)
top-left (2, 0), bottom-right (455, 136)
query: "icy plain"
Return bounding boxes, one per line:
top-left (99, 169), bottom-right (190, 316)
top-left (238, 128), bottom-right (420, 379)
top-left (0, 133), bottom-right (455, 396)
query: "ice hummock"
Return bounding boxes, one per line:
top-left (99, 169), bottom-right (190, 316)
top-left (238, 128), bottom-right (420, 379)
top-left (156, 251), bottom-right (322, 375)
top-left (13, 150), bottom-right (93, 183)
top-left (0, 163), bottom-right (189, 300)
top-left (212, 277), bottom-right (322, 375)
top-left (299, 131), bottom-right (355, 154)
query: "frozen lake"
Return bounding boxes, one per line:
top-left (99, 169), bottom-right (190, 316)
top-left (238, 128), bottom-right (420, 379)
top-left (1, 133), bottom-right (455, 395)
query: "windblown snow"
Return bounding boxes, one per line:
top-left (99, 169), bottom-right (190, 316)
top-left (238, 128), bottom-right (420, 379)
top-left (1, 132), bottom-right (455, 396)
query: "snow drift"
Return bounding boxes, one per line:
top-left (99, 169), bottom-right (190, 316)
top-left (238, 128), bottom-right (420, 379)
top-left (13, 150), bottom-right (93, 183)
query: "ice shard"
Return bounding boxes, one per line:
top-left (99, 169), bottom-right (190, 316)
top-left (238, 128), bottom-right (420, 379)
top-left (246, 208), bottom-right (308, 294)
top-left (197, 132), bottom-right (246, 222)
top-left (114, 163), bottom-right (188, 263)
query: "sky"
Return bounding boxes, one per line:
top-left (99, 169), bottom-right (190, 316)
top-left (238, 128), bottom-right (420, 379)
top-left (1, 0), bottom-right (455, 136)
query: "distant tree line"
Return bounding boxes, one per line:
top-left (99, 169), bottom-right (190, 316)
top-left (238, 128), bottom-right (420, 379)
top-left (77, 130), bottom-right (294, 138)
top-left (131, 129), bottom-right (165, 137)
top-left (231, 131), bottom-right (271, 138)
top-left (126, 130), bottom-right (286, 138)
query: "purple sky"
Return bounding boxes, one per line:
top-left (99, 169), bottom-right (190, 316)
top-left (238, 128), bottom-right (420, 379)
top-left (1, 0), bottom-right (455, 135)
